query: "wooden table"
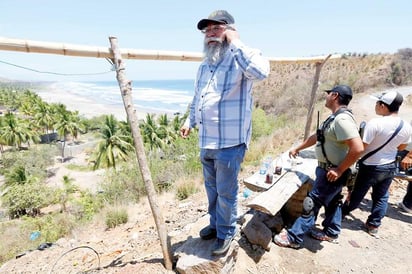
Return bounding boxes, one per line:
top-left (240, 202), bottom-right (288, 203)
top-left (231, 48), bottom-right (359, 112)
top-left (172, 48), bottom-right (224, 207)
top-left (244, 149), bottom-right (318, 216)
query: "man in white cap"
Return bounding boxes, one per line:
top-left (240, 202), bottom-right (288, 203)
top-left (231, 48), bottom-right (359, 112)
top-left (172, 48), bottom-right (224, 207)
top-left (342, 90), bottom-right (412, 237)
top-left (180, 10), bottom-right (269, 255)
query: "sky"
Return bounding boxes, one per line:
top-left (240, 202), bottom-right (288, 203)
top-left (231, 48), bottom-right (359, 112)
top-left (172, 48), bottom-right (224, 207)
top-left (0, 0), bottom-right (411, 82)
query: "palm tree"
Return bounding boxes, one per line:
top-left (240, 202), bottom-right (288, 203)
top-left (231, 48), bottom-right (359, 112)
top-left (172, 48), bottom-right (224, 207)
top-left (157, 114), bottom-right (178, 145)
top-left (92, 114), bottom-right (134, 169)
top-left (139, 113), bottom-right (166, 150)
top-left (171, 113), bottom-right (185, 133)
top-left (54, 104), bottom-right (82, 162)
top-left (4, 165), bottom-right (38, 187)
top-left (19, 90), bottom-right (41, 117)
top-left (0, 112), bottom-right (34, 149)
top-left (34, 99), bottom-right (56, 142)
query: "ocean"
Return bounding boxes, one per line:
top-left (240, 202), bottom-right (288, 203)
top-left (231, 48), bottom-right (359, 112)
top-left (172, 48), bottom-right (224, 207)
top-left (35, 79), bottom-right (195, 119)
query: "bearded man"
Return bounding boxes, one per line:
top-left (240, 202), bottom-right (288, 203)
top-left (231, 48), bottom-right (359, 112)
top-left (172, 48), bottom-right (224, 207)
top-left (180, 10), bottom-right (269, 256)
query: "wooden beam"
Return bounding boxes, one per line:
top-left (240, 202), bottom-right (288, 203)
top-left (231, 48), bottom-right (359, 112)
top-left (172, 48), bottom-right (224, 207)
top-left (0, 36), bottom-right (342, 64)
top-left (0, 36), bottom-right (203, 61)
top-left (303, 54), bottom-right (333, 139)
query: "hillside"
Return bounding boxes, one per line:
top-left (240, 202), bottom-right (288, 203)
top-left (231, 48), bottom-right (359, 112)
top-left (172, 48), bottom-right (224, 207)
top-left (1, 86), bottom-right (412, 273)
top-left (1, 51), bottom-right (412, 273)
top-left (253, 53), bottom-right (405, 118)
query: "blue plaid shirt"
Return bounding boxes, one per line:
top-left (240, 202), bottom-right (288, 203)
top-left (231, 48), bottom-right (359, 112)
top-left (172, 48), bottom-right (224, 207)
top-left (185, 39), bottom-right (269, 149)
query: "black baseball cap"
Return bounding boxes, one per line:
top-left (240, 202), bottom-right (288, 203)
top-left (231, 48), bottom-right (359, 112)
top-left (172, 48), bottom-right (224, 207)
top-left (197, 10), bottom-right (235, 30)
top-left (325, 85), bottom-right (353, 99)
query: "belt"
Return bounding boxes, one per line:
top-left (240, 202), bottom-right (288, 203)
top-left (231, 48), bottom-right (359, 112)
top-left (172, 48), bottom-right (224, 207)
top-left (318, 162), bottom-right (330, 169)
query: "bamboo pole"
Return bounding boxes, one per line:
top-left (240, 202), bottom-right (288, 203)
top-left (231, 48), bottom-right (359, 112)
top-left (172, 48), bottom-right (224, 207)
top-left (0, 36), bottom-right (341, 64)
top-left (109, 37), bottom-right (173, 270)
top-left (0, 36), bottom-right (202, 61)
top-left (303, 54), bottom-right (332, 139)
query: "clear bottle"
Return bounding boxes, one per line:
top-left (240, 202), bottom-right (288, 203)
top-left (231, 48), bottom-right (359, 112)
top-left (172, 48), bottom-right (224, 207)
top-left (290, 158), bottom-right (297, 171)
top-left (259, 161), bottom-right (267, 175)
top-left (259, 156), bottom-right (272, 175)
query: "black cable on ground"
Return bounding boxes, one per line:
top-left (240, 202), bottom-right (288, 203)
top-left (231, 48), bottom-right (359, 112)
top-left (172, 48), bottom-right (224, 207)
top-left (48, 245), bottom-right (101, 274)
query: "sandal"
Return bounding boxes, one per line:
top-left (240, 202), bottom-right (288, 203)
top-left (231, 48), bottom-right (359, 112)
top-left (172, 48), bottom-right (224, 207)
top-left (310, 229), bottom-right (339, 244)
top-left (273, 228), bottom-right (300, 249)
top-left (364, 222), bottom-right (379, 238)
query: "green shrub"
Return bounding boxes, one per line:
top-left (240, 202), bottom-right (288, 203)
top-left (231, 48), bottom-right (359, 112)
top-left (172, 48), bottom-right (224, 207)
top-left (22, 214), bottom-right (76, 243)
top-left (176, 182), bottom-right (199, 201)
top-left (102, 162), bottom-right (146, 204)
top-left (0, 145), bottom-right (58, 180)
top-left (0, 213), bottom-right (76, 265)
top-left (71, 191), bottom-right (104, 221)
top-left (163, 130), bottom-right (201, 175)
top-left (2, 182), bottom-right (54, 219)
top-left (252, 107), bottom-right (275, 140)
top-left (105, 208), bottom-right (128, 229)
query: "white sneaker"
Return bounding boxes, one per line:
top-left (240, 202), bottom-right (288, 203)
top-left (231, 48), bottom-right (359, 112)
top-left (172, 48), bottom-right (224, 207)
top-left (398, 202), bottom-right (412, 213)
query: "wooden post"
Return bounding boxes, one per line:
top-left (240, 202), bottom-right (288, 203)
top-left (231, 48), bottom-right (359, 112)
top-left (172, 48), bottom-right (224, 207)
top-left (109, 37), bottom-right (173, 270)
top-left (303, 54), bottom-right (332, 140)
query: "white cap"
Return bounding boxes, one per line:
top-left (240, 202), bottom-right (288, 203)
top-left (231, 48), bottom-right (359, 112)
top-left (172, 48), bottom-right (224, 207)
top-left (370, 90), bottom-right (403, 109)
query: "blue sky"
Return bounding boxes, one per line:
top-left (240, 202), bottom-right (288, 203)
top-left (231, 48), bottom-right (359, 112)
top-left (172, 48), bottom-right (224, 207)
top-left (0, 0), bottom-right (411, 82)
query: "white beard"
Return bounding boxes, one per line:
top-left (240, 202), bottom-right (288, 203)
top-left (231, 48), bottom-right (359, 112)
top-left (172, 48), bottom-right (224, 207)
top-left (203, 38), bottom-right (229, 65)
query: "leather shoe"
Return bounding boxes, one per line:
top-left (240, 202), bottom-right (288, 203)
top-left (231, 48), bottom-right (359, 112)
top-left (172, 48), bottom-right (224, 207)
top-left (211, 237), bottom-right (233, 256)
top-left (199, 226), bottom-right (217, 240)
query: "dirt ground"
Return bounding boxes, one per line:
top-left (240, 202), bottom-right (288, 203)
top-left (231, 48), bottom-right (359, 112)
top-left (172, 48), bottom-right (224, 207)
top-left (1, 87), bottom-right (412, 274)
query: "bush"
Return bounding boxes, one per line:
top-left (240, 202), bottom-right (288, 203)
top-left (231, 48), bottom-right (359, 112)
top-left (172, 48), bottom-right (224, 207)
top-left (252, 107), bottom-right (275, 140)
top-left (105, 208), bottom-right (128, 228)
top-left (71, 191), bottom-right (104, 221)
top-left (102, 162), bottom-right (146, 204)
top-left (22, 214), bottom-right (76, 243)
top-left (176, 181), bottom-right (199, 200)
top-left (2, 182), bottom-right (54, 219)
top-left (163, 130), bottom-right (201, 175)
top-left (0, 145), bottom-right (58, 181)
top-left (390, 48), bottom-right (412, 85)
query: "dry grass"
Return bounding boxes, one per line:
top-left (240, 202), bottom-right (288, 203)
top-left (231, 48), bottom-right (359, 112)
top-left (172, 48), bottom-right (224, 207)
top-left (254, 54), bottom-right (394, 117)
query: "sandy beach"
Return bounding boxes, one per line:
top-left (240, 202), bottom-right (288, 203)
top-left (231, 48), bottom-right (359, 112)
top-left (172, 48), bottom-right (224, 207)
top-left (33, 83), bottom-right (171, 121)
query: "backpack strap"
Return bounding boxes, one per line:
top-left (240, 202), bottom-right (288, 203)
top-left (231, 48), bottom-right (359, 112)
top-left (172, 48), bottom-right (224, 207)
top-left (359, 119), bottom-right (404, 163)
top-left (318, 107), bottom-right (352, 167)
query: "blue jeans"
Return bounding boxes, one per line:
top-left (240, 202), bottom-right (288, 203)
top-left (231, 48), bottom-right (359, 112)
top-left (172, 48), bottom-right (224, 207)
top-left (287, 167), bottom-right (346, 245)
top-left (342, 161), bottom-right (396, 227)
top-left (200, 144), bottom-right (246, 240)
top-left (397, 150), bottom-right (412, 209)
top-left (403, 182), bottom-right (412, 209)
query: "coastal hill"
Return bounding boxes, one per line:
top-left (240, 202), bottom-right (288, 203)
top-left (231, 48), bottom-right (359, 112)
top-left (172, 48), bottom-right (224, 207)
top-left (1, 51), bottom-right (412, 273)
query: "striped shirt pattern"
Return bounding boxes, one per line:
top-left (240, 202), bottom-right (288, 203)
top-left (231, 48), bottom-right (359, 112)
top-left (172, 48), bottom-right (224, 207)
top-left (187, 39), bottom-right (269, 149)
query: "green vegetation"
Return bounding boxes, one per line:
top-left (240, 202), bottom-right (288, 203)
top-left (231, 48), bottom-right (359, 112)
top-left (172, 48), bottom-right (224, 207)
top-left (105, 207), bottom-right (128, 229)
top-left (1, 50), bottom-right (412, 266)
top-left (176, 181), bottom-right (199, 201)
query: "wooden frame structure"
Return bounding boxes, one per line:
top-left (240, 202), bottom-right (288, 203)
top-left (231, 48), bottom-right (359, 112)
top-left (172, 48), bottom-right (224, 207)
top-left (0, 36), bottom-right (341, 63)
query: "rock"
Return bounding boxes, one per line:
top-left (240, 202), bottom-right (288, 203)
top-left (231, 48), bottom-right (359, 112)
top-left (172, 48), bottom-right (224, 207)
top-left (175, 236), bottom-right (238, 274)
top-left (241, 213), bottom-right (272, 251)
top-left (175, 215), bottom-right (239, 274)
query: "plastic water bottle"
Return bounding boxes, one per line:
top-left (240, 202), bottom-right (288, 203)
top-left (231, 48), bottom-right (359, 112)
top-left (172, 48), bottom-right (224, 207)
top-left (243, 188), bottom-right (252, 198)
top-left (290, 158), bottom-right (297, 171)
top-left (259, 161), bottom-right (267, 174)
top-left (259, 156), bottom-right (272, 175)
top-left (30, 231), bottom-right (41, 241)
